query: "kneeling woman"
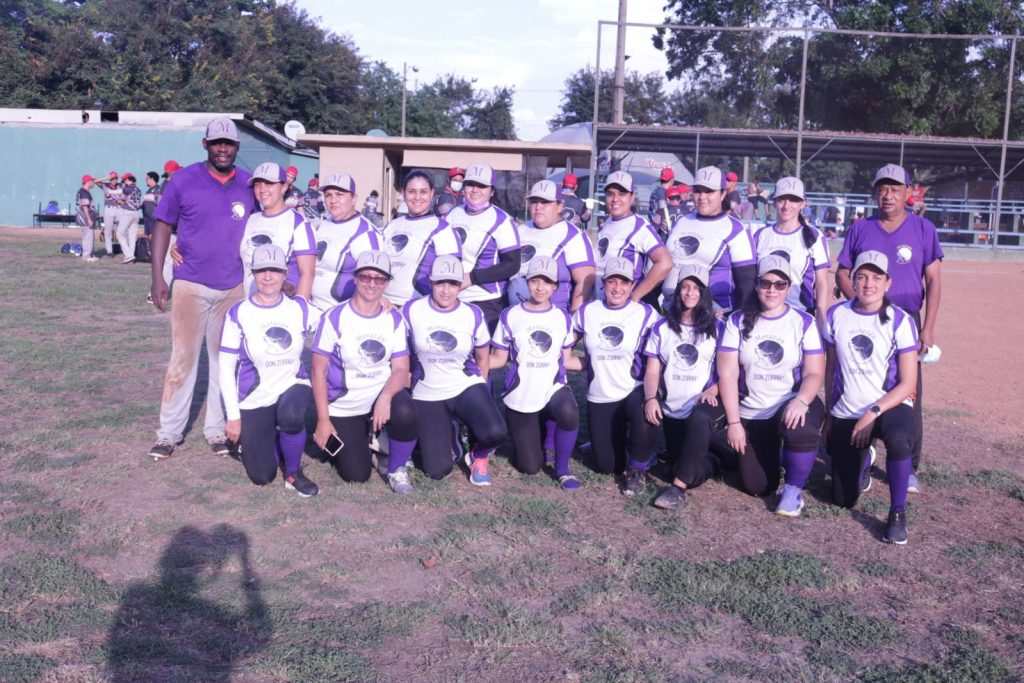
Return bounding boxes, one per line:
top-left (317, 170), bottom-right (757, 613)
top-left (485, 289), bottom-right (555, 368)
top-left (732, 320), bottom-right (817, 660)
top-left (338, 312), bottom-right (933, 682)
top-left (219, 244), bottom-right (318, 497)
top-left (573, 257), bottom-right (660, 496)
top-left (491, 256), bottom-right (583, 490)
top-left (311, 251), bottom-right (419, 494)
top-left (403, 255), bottom-right (508, 486)
top-left (643, 265), bottom-right (724, 509)
top-left (717, 255), bottom-right (825, 515)
top-left (824, 251), bottom-right (918, 544)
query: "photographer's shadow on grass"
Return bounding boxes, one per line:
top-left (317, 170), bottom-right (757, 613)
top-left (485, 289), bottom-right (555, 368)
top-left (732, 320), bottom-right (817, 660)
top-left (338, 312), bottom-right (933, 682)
top-left (106, 524), bottom-right (270, 682)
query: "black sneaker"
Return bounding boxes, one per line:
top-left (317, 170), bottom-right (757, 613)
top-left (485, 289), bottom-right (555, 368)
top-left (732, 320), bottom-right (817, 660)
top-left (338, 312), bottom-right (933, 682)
top-left (622, 468), bottom-right (647, 497)
top-left (883, 509), bottom-right (908, 545)
top-left (653, 485), bottom-right (687, 510)
top-left (208, 436), bottom-right (232, 458)
top-left (284, 469), bottom-right (319, 497)
top-left (149, 439), bottom-right (175, 460)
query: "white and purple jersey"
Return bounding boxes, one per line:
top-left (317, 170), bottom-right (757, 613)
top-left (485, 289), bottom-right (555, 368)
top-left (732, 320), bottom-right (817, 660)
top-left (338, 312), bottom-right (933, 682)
top-left (507, 219), bottom-right (595, 310)
top-left (382, 213), bottom-right (462, 305)
top-left (403, 297), bottom-right (490, 401)
top-left (219, 294), bottom-right (310, 419)
top-left (663, 212), bottom-right (756, 311)
top-left (644, 317), bottom-right (723, 419)
top-left (573, 299), bottom-right (659, 403)
top-left (718, 306), bottom-right (824, 420)
top-left (753, 224), bottom-right (830, 313)
top-left (593, 214), bottom-right (664, 300)
top-left (445, 203), bottom-right (520, 303)
top-left (837, 213), bottom-right (944, 314)
top-left (311, 302), bottom-right (409, 417)
top-left (240, 208), bottom-right (317, 296)
top-left (822, 301), bottom-right (919, 420)
top-left (492, 304), bottom-right (575, 413)
top-left (154, 162), bottom-right (256, 290)
top-left (311, 214), bottom-right (380, 313)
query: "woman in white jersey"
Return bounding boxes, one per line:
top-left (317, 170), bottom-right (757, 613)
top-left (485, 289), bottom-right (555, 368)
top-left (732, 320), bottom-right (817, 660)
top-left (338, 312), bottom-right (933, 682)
top-left (403, 255), bottom-right (508, 486)
top-left (716, 255), bottom-right (825, 516)
top-left (662, 166), bottom-right (756, 315)
top-left (219, 245), bottom-right (318, 497)
top-left (751, 177), bottom-right (831, 324)
top-left (573, 257), bottom-right (660, 496)
top-left (642, 264), bottom-right (725, 510)
top-left (311, 251), bottom-right (420, 495)
top-left (491, 256), bottom-right (584, 490)
top-left (823, 251), bottom-right (918, 544)
top-left (381, 169), bottom-right (462, 306)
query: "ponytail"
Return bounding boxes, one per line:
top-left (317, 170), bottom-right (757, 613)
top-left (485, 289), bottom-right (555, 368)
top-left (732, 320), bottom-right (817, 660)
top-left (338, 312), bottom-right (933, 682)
top-left (739, 289), bottom-right (763, 341)
top-left (879, 295), bottom-right (892, 325)
top-left (797, 212), bottom-right (816, 250)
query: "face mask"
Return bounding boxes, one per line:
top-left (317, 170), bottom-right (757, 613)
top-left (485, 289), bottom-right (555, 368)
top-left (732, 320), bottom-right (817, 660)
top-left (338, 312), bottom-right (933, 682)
top-left (466, 198), bottom-right (490, 211)
top-left (450, 181), bottom-right (463, 192)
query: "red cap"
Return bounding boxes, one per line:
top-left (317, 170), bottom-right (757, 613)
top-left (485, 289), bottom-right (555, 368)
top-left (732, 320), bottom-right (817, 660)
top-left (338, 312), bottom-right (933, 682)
top-left (659, 167), bottom-right (675, 182)
top-left (308, 178), bottom-right (319, 186)
top-left (286, 166), bottom-right (298, 178)
top-left (666, 185), bottom-right (683, 198)
top-left (449, 167), bottom-right (465, 179)
top-left (679, 184), bottom-right (690, 193)
top-left (562, 173), bottom-right (578, 188)
top-left (726, 171), bottom-right (739, 182)
top-left (122, 173), bottom-right (136, 181)
top-left (81, 175), bottom-right (95, 184)
top-left (163, 160), bottom-right (181, 173)
top-left (108, 171), bottom-right (119, 180)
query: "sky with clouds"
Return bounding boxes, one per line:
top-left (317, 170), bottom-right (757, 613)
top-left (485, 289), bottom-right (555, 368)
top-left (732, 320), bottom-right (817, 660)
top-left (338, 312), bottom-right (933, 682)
top-left (296, 1), bottom-right (673, 141)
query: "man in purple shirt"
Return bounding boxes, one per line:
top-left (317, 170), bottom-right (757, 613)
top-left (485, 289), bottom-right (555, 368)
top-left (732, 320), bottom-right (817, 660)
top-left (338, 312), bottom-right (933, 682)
top-left (148, 117), bottom-right (257, 460)
top-left (836, 163), bottom-right (943, 490)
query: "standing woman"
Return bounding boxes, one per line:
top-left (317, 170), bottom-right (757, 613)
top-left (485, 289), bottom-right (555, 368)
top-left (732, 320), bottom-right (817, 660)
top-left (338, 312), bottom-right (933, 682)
top-left (491, 257), bottom-right (584, 490)
top-left (381, 169), bottom-right (462, 307)
top-left (716, 255), bottom-right (825, 515)
top-left (662, 166), bottom-right (756, 314)
top-left (752, 177), bottom-right (831, 324)
top-left (573, 257), bottom-right (660, 496)
top-left (311, 251), bottom-right (420, 495)
top-left (403, 255), bottom-right (508, 485)
top-left (219, 245), bottom-right (318, 497)
top-left (642, 265), bottom-right (724, 509)
top-left (824, 251), bottom-right (919, 544)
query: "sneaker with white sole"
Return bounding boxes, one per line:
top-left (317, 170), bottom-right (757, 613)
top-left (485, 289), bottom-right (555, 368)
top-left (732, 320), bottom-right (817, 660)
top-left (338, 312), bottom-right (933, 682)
top-left (388, 469), bottom-right (414, 495)
top-left (284, 468), bottom-right (319, 497)
top-left (653, 485), bottom-right (687, 510)
top-left (208, 435), bottom-right (232, 458)
top-left (775, 484), bottom-right (804, 517)
top-left (464, 453), bottom-right (492, 486)
top-left (860, 445), bottom-right (877, 493)
top-left (907, 473), bottom-right (921, 494)
top-left (149, 439), bottom-right (175, 460)
top-left (622, 468), bottom-right (647, 497)
top-left (883, 509), bottom-right (908, 545)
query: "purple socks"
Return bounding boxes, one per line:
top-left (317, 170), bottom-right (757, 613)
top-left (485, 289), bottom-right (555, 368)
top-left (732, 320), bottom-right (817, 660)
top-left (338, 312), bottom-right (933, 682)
top-left (387, 439), bottom-right (417, 475)
top-left (278, 429), bottom-right (306, 474)
top-left (783, 449), bottom-right (817, 488)
top-left (543, 419), bottom-right (557, 455)
top-left (887, 457), bottom-right (912, 511)
top-left (553, 427), bottom-right (579, 478)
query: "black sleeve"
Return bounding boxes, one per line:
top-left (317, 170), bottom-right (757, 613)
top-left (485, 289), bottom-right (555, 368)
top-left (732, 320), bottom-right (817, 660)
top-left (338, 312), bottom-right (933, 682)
top-left (731, 263), bottom-right (757, 310)
top-left (470, 248), bottom-right (521, 286)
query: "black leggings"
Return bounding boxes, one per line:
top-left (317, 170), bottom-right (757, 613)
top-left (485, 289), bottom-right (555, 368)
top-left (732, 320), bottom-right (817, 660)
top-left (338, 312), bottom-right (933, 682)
top-left (330, 390), bottom-right (418, 483)
top-left (587, 386), bottom-right (654, 475)
top-left (505, 386), bottom-right (579, 475)
top-left (473, 296), bottom-right (506, 335)
top-left (414, 383), bottom-right (507, 480)
top-left (239, 384), bottom-right (311, 486)
top-left (713, 398), bottom-right (824, 496)
top-left (828, 404), bottom-right (913, 508)
top-left (663, 402), bottom-right (725, 489)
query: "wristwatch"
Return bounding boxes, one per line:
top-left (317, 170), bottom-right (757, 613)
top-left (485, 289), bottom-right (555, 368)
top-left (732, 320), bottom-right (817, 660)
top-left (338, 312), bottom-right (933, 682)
top-left (869, 404), bottom-right (882, 416)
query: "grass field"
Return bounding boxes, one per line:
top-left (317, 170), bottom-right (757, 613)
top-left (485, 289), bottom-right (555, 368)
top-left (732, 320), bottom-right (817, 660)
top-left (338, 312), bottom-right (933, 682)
top-left (1, 228), bottom-right (1022, 682)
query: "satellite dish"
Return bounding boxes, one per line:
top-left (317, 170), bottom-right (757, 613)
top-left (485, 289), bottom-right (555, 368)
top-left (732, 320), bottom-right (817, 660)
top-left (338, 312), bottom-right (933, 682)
top-left (366, 128), bottom-right (389, 137)
top-left (284, 120), bottom-right (306, 141)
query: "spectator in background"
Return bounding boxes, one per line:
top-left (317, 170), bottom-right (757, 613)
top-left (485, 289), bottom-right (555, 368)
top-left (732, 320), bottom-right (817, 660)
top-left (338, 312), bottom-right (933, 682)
top-left (363, 190), bottom-right (380, 227)
top-left (725, 171), bottom-right (741, 216)
top-left (745, 182), bottom-right (771, 222)
top-left (907, 180), bottom-right (927, 215)
top-left (99, 171), bottom-right (123, 258)
top-left (76, 174), bottom-right (99, 263)
top-left (302, 178), bottom-right (324, 225)
top-left (142, 172), bottom-right (161, 237)
top-left (160, 160), bottom-right (180, 196)
top-left (665, 185), bottom-right (687, 223)
top-left (433, 167), bottom-right (465, 215)
top-left (649, 167), bottom-right (675, 235)
top-left (284, 166), bottom-right (303, 209)
top-left (560, 173), bottom-right (592, 228)
top-left (117, 173), bottom-right (142, 264)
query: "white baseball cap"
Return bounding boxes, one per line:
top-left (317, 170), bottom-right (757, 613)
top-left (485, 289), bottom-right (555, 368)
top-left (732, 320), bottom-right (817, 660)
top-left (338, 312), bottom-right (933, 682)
top-left (603, 171), bottom-right (635, 193)
top-left (853, 250), bottom-right (889, 275)
top-left (676, 264), bottom-right (710, 287)
top-left (464, 163), bottom-right (495, 187)
top-left (603, 256), bottom-right (635, 281)
top-left (526, 255), bottom-right (559, 283)
top-left (773, 176), bottom-right (805, 200)
top-left (693, 166), bottom-right (726, 191)
top-left (355, 250), bottom-right (392, 277)
top-left (430, 254), bottom-right (464, 283)
top-left (251, 244), bottom-right (287, 271)
top-left (757, 254), bottom-right (794, 281)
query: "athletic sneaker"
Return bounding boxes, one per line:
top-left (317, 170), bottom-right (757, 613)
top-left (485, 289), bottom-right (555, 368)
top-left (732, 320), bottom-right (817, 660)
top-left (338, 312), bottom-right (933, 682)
top-left (84, 256), bottom-right (99, 263)
top-left (122, 256), bottom-right (135, 264)
top-left (861, 445), bottom-right (877, 493)
top-left (388, 469), bottom-right (414, 495)
top-left (149, 439), bottom-right (175, 460)
top-left (145, 293), bottom-right (154, 304)
top-left (208, 436), bottom-right (232, 458)
top-left (653, 485), bottom-right (687, 510)
top-left (775, 484), bottom-right (805, 517)
top-left (622, 468), bottom-right (647, 497)
top-left (883, 509), bottom-right (908, 545)
top-left (907, 473), bottom-right (921, 494)
top-left (284, 469), bottom-right (319, 497)
top-left (557, 474), bottom-right (581, 491)
top-left (464, 453), bottom-right (491, 486)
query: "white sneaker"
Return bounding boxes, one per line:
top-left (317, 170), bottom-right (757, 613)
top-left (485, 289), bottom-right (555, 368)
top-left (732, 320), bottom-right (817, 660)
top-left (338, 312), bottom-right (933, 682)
top-left (388, 469), bottom-right (413, 495)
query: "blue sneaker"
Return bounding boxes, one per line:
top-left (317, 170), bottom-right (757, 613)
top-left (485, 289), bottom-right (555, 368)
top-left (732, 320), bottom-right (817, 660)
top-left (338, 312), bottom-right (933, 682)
top-left (464, 453), bottom-right (492, 487)
top-left (907, 473), bottom-right (921, 494)
top-left (776, 484), bottom-right (804, 517)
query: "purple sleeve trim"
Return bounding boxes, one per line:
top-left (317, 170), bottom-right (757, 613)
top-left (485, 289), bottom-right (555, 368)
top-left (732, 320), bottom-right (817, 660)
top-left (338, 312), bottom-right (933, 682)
top-left (218, 345), bottom-right (240, 354)
top-left (897, 346), bottom-right (918, 354)
top-left (391, 350), bottom-right (410, 358)
top-left (491, 340), bottom-right (509, 350)
top-left (642, 350), bottom-right (659, 358)
top-left (804, 349), bottom-right (825, 355)
top-left (718, 345), bottom-right (739, 352)
top-left (310, 346), bottom-right (333, 358)
top-left (813, 262), bottom-right (829, 271)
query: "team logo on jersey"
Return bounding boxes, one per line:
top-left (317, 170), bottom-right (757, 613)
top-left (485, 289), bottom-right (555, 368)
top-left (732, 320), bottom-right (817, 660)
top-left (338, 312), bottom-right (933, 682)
top-left (599, 325), bottom-right (625, 350)
top-left (528, 330), bottom-right (553, 356)
top-left (677, 235), bottom-right (700, 256)
top-left (251, 233), bottom-right (272, 247)
top-left (754, 339), bottom-right (785, 367)
top-left (896, 245), bottom-right (913, 264)
top-left (452, 226), bottom-right (468, 245)
top-left (316, 241), bottom-right (328, 261)
top-left (264, 326), bottom-right (293, 354)
top-left (358, 338), bottom-right (387, 365)
top-left (561, 207), bottom-right (578, 223)
top-left (521, 244), bottom-right (536, 263)
top-left (231, 201), bottom-right (247, 220)
top-left (389, 234), bottom-right (409, 253)
top-left (597, 237), bottom-right (609, 257)
top-left (849, 334), bottom-right (874, 361)
top-left (674, 343), bottom-right (699, 367)
top-left (427, 330), bottom-right (458, 353)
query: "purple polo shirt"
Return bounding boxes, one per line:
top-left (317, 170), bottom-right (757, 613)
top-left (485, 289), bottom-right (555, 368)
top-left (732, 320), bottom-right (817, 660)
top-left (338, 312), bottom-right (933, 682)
top-left (154, 162), bottom-right (256, 290)
top-left (838, 212), bottom-right (944, 314)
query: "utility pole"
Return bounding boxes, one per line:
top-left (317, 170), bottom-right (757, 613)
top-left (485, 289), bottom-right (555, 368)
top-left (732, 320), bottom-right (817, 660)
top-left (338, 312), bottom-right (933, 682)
top-left (612, 0), bottom-right (627, 125)
top-left (401, 62), bottom-right (418, 137)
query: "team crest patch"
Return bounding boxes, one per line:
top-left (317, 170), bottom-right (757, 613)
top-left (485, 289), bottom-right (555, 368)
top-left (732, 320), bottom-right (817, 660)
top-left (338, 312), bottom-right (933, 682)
top-left (231, 202), bottom-right (247, 220)
top-left (895, 245), bottom-right (913, 264)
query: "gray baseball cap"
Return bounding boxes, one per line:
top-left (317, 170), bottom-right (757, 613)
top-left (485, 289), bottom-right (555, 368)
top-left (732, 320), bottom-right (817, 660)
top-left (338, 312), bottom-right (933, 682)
top-left (692, 166), bottom-right (726, 191)
top-left (464, 163), bottom-right (496, 187)
top-left (677, 263), bottom-right (710, 287)
top-left (853, 250), bottom-right (889, 275)
top-left (757, 254), bottom-right (794, 281)
top-left (251, 244), bottom-right (287, 271)
top-left (321, 172), bottom-right (356, 194)
top-left (603, 171), bottom-right (635, 193)
top-left (430, 254), bottom-right (464, 283)
top-left (526, 255), bottom-right (559, 283)
top-left (603, 256), bottom-right (635, 281)
top-left (873, 163), bottom-right (910, 186)
top-left (527, 180), bottom-right (563, 202)
top-left (773, 176), bottom-right (805, 200)
top-left (355, 250), bottom-right (392, 278)
top-left (204, 117), bottom-right (240, 143)
top-left (247, 162), bottom-right (286, 186)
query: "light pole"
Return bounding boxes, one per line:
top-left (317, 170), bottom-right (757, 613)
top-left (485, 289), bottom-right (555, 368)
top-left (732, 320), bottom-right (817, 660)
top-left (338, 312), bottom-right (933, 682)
top-left (401, 62), bottom-right (419, 137)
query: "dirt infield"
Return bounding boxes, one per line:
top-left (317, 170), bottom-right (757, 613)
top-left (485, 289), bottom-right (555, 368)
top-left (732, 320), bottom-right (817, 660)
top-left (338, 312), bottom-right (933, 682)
top-left (1, 227), bottom-right (1022, 681)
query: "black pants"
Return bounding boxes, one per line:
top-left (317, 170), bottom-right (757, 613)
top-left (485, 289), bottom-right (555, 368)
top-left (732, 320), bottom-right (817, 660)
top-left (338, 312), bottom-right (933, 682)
top-left (587, 386), bottom-right (654, 475)
top-left (713, 398), bottom-right (824, 496)
top-left (505, 386), bottom-right (578, 475)
top-left (663, 402), bottom-right (724, 489)
top-left (330, 390), bottom-right (418, 483)
top-left (828, 404), bottom-right (913, 508)
top-left (909, 310), bottom-right (924, 471)
top-left (238, 384), bottom-right (311, 486)
top-left (472, 296), bottom-right (506, 335)
top-left (414, 383), bottom-right (507, 480)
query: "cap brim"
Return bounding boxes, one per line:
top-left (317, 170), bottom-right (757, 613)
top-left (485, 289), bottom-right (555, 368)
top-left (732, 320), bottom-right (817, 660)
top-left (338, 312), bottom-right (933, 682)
top-left (603, 183), bottom-right (631, 192)
top-left (355, 266), bottom-right (391, 278)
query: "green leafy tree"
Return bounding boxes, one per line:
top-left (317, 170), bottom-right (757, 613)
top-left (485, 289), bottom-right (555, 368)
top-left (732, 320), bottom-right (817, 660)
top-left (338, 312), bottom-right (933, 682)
top-left (548, 67), bottom-right (675, 130)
